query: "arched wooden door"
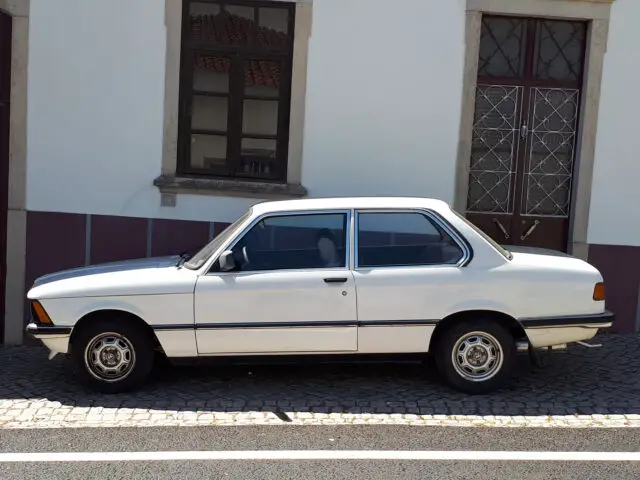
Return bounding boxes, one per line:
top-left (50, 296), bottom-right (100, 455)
top-left (466, 15), bottom-right (587, 252)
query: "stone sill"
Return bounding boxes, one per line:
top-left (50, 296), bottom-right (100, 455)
top-left (153, 175), bottom-right (308, 200)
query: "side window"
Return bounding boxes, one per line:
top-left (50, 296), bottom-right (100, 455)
top-left (230, 213), bottom-right (347, 272)
top-left (357, 212), bottom-right (464, 267)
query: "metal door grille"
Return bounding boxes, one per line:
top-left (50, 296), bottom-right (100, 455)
top-left (467, 85), bottom-right (522, 214)
top-left (522, 87), bottom-right (580, 217)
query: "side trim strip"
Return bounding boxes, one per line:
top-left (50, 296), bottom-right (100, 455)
top-left (152, 319), bottom-right (440, 331)
top-left (152, 324), bottom-right (194, 331)
top-left (25, 323), bottom-right (72, 336)
top-left (154, 321), bottom-right (357, 331)
top-left (520, 311), bottom-right (614, 328)
top-left (358, 320), bottom-right (439, 327)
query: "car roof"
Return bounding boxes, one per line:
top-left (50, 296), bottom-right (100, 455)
top-left (250, 197), bottom-right (452, 216)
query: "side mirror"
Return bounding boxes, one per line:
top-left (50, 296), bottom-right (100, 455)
top-left (219, 250), bottom-right (237, 272)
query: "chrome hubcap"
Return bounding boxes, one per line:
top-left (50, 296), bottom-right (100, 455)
top-left (84, 332), bottom-right (136, 382)
top-left (452, 331), bottom-right (503, 382)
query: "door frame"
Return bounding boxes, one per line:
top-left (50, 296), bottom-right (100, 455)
top-left (454, 0), bottom-right (614, 260)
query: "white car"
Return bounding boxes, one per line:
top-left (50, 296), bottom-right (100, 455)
top-left (26, 197), bottom-right (613, 394)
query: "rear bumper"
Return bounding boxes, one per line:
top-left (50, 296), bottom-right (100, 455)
top-left (520, 311), bottom-right (614, 348)
top-left (520, 310), bottom-right (614, 329)
top-left (25, 322), bottom-right (71, 355)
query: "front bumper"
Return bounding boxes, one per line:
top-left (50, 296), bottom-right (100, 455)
top-left (25, 322), bottom-right (72, 356)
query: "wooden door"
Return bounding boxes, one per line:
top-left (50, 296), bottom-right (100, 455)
top-left (0, 12), bottom-right (11, 343)
top-left (466, 15), bottom-right (587, 252)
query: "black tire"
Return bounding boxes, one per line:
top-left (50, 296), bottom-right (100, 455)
top-left (70, 318), bottom-right (155, 394)
top-left (434, 318), bottom-right (516, 394)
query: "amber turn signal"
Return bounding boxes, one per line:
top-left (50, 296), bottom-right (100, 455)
top-left (32, 301), bottom-right (53, 325)
top-left (593, 282), bottom-right (605, 301)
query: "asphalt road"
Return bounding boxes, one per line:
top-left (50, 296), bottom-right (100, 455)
top-left (1, 426), bottom-right (639, 479)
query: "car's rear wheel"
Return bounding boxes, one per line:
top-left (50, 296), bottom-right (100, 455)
top-left (434, 319), bottom-right (516, 394)
top-left (71, 319), bottom-right (155, 394)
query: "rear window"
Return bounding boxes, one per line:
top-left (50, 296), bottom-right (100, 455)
top-left (451, 209), bottom-right (512, 260)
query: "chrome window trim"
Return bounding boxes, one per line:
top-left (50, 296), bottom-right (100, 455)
top-left (204, 209), bottom-right (353, 276)
top-left (348, 208), bottom-right (356, 271)
top-left (353, 208), bottom-right (472, 270)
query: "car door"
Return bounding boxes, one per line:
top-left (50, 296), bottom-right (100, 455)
top-left (194, 210), bottom-right (358, 355)
top-left (352, 209), bottom-right (471, 354)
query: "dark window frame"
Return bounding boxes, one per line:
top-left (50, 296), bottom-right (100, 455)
top-left (177, 0), bottom-right (296, 183)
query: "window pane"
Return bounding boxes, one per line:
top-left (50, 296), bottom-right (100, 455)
top-left (243, 99), bottom-right (278, 136)
top-left (192, 95), bottom-right (228, 131)
top-left (357, 212), bottom-right (463, 267)
top-left (244, 59), bottom-right (280, 98)
top-left (190, 134), bottom-right (227, 169)
top-left (259, 7), bottom-right (289, 36)
top-left (190, 2), bottom-right (255, 47)
top-left (232, 213), bottom-right (347, 271)
top-left (533, 20), bottom-right (586, 83)
top-left (193, 55), bottom-right (230, 93)
top-left (256, 7), bottom-right (290, 49)
top-left (478, 17), bottom-right (526, 78)
top-left (241, 137), bottom-right (276, 157)
top-left (238, 138), bottom-right (277, 178)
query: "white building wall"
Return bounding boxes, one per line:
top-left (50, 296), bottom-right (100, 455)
top-left (587, 0), bottom-right (640, 247)
top-left (300, 0), bottom-right (465, 200)
top-left (26, 0), bottom-right (467, 224)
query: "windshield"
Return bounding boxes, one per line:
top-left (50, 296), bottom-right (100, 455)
top-left (184, 209), bottom-right (253, 270)
top-left (450, 209), bottom-right (512, 260)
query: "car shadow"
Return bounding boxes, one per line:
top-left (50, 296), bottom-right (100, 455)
top-left (1, 334), bottom-right (639, 418)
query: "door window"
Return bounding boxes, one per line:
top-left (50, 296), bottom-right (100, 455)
top-left (225, 212), bottom-right (348, 272)
top-left (356, 212), bottom-right (464, 268)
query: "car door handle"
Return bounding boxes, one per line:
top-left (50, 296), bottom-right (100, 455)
top-left (324, 277), bottom-right (348, 284)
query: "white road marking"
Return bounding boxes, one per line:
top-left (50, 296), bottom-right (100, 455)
top-left (0, 450), bottom-right (638, 462)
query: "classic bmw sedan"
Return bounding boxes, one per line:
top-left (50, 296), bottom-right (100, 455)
top-left (26, 197), bottom-right (613, 394)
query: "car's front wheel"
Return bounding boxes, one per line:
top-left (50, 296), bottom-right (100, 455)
top-left (71, 318), bottom-right (155, 394)
top-left (434, 319), bottom-right (516, 394)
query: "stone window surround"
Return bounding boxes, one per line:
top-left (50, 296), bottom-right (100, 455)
top-left (455, 0), bottom-right (615, 260)
top-left (156, 0), bottom-right (313, 201)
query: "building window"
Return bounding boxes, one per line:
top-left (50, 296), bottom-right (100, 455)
top-left (178, 0), bottom-right (295, 182)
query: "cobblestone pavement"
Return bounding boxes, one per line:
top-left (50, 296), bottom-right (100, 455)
top-left (1, 334), bottom-right (640, 429)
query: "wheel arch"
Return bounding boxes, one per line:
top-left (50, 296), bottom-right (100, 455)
top-left (428, 309), bottom-right (527, 351)
top-left (68, 309), bottom-right (163, 354)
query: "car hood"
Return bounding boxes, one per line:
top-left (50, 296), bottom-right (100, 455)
top-left (28, 255), bottom-right (198, 299)
top-left (32, 256), bottom-right (182, 287)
